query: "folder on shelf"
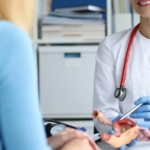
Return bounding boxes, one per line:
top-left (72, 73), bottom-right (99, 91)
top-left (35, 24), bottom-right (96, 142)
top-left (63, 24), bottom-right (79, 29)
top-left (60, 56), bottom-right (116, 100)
top-left (51, 0), bottom-right (106, 11)
top-left (55, 5), bottom-right (106, 13)
top-left (48, 11), bottom-right (104, 19)
top-left (41, 16), bottom-right (105, 25)
top-left (41, 24), bottom-right (105, 40)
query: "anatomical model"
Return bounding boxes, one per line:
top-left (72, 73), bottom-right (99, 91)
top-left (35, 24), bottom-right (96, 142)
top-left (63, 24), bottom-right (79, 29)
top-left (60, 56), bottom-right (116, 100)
top-left (92, 110), bottom-right (150, 148)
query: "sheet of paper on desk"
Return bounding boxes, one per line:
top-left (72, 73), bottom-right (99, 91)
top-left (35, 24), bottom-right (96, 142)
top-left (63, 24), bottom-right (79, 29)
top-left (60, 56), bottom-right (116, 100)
top-left (90, 133), bottom-right (101, 141)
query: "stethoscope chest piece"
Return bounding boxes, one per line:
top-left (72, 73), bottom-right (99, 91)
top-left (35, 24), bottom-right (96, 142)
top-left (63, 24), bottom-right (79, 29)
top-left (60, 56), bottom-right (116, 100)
top-left (114, 87), bottom-right (127, 101)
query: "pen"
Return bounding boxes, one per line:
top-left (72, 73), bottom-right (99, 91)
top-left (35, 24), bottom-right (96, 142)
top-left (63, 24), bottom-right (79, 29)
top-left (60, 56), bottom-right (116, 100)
top-left (120, 103), bottom-right (143, 120)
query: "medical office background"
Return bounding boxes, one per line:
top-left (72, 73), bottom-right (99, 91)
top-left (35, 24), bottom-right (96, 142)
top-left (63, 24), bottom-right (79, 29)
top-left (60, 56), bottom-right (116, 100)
top-left (33, 0), bottom-right (140, 135)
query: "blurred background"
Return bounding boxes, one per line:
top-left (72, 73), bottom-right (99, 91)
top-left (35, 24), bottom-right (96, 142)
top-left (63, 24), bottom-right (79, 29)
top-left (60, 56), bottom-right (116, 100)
top-left (32, 0), bottom-right (140, 135)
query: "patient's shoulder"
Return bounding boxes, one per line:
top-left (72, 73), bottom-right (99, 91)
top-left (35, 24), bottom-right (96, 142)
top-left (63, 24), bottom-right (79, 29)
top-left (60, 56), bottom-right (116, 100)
top-left (0, 20), bottom-right (31, 45)
top-left (0, 20), bottom-right (32, 55)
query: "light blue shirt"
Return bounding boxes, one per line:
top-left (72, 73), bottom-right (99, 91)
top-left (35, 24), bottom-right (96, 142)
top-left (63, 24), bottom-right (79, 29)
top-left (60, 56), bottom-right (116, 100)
top-left (0, 21), bottom-right (51, 150)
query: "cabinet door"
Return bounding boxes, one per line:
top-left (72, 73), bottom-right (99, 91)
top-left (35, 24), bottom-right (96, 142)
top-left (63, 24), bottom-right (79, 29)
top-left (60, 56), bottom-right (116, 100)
top-left (39, 46), bottom-right (97, 118)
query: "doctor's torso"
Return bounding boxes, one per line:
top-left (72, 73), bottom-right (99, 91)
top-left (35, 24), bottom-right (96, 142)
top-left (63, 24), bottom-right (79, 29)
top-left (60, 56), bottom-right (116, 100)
top-left (94, 27), bottom-right (150, 117)
top-left (114, 28), bottom-right (150, 113)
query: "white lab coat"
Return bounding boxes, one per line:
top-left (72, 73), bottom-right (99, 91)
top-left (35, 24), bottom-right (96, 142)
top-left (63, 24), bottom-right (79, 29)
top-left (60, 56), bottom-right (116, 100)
top-left (93, 26), bottom-right (150, 135)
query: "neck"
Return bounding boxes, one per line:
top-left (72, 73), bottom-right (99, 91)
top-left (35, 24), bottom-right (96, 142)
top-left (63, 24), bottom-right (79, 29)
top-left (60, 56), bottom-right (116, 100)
top-left (139, 17), bottom-right (150, 39)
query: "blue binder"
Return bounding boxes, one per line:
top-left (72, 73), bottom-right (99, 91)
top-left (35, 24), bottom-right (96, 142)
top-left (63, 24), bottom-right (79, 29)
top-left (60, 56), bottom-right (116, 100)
top-left (51, 0), bottom-right (106, 11)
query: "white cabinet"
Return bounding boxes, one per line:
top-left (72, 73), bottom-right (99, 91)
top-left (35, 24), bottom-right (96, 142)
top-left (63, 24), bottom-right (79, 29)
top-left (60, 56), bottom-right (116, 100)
top-left (39, 45), bottom-right (97, 118)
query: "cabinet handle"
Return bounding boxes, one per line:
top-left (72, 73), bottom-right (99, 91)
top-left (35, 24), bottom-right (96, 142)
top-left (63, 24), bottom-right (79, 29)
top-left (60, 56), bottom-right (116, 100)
top-left (64, 53), bottom-right (81, 58)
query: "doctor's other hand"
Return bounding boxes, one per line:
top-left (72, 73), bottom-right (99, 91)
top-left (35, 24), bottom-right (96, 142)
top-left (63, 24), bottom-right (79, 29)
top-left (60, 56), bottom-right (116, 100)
top-left (130, 97), bottom-right (150, 129)
top-left (47, 128), bottom-right (100, 150)
top-left (108, 114), bottom-right (138, 150)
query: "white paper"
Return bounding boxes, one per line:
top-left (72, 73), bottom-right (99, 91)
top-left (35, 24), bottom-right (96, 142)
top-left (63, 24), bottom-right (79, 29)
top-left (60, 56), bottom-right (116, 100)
top-left (90, 133), bottom-right (101, 141)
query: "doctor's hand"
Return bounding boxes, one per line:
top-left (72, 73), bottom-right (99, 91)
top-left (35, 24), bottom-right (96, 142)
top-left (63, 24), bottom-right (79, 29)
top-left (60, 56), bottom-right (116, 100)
top-left (47, 128), bottom-right (100, 150)
top-left (108, 114), bottom-right (138, 150)
top-left (130, 97), bottom-right (150, 129)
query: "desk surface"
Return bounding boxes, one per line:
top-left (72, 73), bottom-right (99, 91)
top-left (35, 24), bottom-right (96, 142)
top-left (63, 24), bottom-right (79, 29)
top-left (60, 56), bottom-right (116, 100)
top-left (98, 141), bottom-right (150, 150)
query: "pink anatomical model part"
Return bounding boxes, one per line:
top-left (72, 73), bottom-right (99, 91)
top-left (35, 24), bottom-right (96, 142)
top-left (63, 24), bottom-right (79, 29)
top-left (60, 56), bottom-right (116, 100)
top-left (137, 129), bottom-right (150, 141)
top-left (92, 110), bottom-right (150, 148)
top-left (92, 110), bottom-right (112, 126)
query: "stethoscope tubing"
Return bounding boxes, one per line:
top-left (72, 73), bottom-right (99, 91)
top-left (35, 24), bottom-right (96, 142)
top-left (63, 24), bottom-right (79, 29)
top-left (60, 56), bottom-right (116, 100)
top-left (120, 24), bottom-right (140, 87)
top-left (114, 24), bottom-right (140, 101)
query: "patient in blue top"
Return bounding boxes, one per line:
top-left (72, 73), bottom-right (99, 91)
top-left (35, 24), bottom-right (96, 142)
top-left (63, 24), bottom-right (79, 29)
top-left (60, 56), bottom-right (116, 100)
top-left (0, 20), bottom-right (51, 150)
top-left (0, 1), bottom-right (100, 150)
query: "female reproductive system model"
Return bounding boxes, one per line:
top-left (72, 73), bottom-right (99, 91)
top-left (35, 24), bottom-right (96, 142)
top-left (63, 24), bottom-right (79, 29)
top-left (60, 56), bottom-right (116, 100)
top-left (92, 110), bottom-right (150, 148)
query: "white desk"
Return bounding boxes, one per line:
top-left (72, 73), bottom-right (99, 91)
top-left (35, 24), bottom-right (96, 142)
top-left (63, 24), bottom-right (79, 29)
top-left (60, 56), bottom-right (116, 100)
top-left (98, 141), bottom-right (150, 150)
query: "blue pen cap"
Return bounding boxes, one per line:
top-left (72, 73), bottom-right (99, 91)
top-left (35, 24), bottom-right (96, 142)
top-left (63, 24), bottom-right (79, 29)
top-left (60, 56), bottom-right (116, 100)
top-left (77, 127), bottom-right (86, 132)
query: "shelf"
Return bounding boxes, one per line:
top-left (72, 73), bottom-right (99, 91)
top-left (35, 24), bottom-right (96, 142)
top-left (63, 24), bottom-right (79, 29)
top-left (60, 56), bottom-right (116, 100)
top-left (34, 0), bottom-right (108, 45)
top-left (43, 114), bottom-right (93, 119)
top-left (35, 38), bottom-right (102, 44)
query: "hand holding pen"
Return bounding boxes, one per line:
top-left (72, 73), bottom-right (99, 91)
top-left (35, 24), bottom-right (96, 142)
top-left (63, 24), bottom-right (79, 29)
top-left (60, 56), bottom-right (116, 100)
top-left (130, 97), bottom-right (150, 129)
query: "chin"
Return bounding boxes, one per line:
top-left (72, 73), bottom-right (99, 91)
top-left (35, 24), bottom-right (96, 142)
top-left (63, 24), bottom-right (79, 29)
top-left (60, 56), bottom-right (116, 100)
top-left (134, 9), bottom-right (150, 17)
top-left (138, 12), bottom-right (150, 18)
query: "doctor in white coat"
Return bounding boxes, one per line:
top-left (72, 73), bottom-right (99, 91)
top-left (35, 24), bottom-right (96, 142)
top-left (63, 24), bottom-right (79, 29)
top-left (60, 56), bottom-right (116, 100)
top-left (93, 0), bottom-right (150, 147)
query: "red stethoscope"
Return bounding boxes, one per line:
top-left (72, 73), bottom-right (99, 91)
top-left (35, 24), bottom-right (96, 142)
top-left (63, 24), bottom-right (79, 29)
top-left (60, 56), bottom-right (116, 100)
top-left (114, 24), bottom-right (140, 101)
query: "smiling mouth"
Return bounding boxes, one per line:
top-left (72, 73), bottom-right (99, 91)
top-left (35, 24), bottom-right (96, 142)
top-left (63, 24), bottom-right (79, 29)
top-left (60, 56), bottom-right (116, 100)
top-left (138, 1), bottom-right (150, 6)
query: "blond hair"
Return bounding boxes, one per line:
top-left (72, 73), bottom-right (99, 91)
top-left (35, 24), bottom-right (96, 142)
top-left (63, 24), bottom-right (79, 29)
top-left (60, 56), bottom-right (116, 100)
top-left (0, 0), bottom-right (35, 35)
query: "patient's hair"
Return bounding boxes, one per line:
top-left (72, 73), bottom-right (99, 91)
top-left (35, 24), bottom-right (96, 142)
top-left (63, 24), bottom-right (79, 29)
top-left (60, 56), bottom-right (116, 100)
top-left (0, 0), bottom-right (35, 34)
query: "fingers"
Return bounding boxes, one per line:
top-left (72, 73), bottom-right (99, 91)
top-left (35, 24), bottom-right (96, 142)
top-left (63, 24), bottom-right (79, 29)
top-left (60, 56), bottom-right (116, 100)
top-left (59, 128), bottom-right (100, 150)
top-left (118, 145), bottom-right (125, 150)
top-left (131, 97), bottom-right (150, 121)
top-left (85, 136), bottom-right (101, 150)
top-left (108, 130), bottom-right (115, 135)
top-left (130, 112), bottom-right (150, 119)
top-left (134, 97), bottom-right (150, 105)
top-left (136, 121), bottom-right (150, 128)
top-left (112, 114), bottom-right (123, 123)
top-left (133, 105), bottom-right (150, 113)
top-left (48, 128), bottom-right (88, 150)
top-left (126, 138), bottom-right (138, 147)
top-left (59, 128), bottom-right (88, 142)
